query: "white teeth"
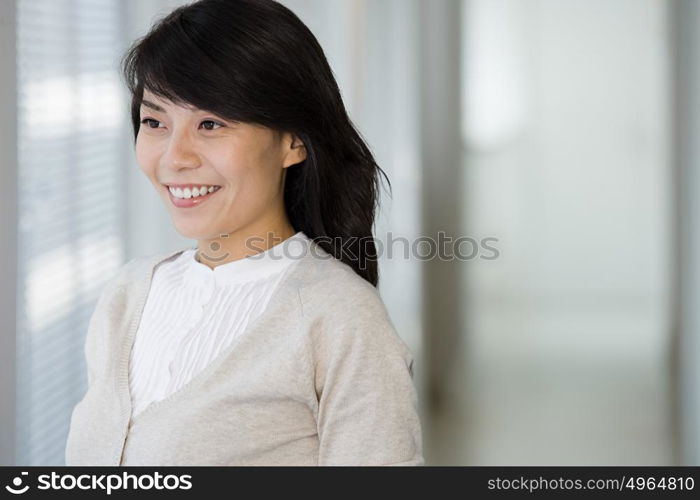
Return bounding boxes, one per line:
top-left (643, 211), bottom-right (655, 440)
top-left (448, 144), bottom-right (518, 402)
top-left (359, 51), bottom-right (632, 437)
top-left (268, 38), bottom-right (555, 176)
top-left (168, 185), bottom-right (220, 199)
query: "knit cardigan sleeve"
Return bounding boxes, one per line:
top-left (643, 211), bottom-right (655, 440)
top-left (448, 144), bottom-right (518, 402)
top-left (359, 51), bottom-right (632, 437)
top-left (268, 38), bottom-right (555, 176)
top-left (82, 258), bottom-right (137, 388)
top-left (82, 255), bottom-right (154, 389)
top-left (306, 267), bottom-right (424, 466)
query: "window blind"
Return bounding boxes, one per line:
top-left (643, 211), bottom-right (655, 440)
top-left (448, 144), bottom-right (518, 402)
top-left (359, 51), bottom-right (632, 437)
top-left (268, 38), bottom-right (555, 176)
top-left (16, 0), bottom-right (126, 465)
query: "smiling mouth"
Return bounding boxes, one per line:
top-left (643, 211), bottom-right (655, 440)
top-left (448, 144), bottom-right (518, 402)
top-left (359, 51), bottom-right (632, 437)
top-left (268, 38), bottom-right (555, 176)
top-left (164, 184), bottom-right (222, 208)
top-left (165, 184), bottom-right (222, 198)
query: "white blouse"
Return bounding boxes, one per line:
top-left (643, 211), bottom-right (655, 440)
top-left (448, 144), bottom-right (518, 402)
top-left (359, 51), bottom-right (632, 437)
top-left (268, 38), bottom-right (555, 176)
top-left (128, 231), bottom-right (311, 419)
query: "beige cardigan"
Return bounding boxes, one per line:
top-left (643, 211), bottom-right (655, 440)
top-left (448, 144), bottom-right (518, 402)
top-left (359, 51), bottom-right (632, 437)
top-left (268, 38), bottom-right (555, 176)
top-left (64, 237), bottom-right (424, 466)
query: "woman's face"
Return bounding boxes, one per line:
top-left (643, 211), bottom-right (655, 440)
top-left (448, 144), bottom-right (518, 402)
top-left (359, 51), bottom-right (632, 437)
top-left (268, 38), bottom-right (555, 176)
top-left (135, 90), bottom-right (305, 241)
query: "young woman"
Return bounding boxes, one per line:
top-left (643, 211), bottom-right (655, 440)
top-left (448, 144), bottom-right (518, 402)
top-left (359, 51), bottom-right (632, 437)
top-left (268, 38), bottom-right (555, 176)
top-left (65, 0), bottom-right (423, 466)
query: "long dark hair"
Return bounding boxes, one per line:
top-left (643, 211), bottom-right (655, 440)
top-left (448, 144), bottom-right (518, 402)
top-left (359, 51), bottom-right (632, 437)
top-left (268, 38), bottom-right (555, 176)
top-left (120, 0), bottom-right (390, 286)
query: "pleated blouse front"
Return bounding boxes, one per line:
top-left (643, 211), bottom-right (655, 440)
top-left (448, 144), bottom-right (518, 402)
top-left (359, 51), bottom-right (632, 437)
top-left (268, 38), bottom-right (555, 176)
top-left (127, 231), bottom-right (310, 419)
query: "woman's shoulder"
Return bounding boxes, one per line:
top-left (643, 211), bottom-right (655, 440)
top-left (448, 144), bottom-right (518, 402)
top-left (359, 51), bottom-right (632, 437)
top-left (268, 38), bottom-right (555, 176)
top-left (295, 240), bottom-right (383, 310)
top-left (292, 240), bottom-right (414, 361)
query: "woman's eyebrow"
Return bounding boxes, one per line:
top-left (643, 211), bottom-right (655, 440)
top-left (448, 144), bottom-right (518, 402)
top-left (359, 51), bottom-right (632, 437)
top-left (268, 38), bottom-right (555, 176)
top-left (141, 100), bottom-right (166, 112)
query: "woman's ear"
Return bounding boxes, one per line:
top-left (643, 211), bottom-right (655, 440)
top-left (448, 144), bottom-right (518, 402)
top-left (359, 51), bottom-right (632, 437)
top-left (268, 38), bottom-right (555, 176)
top-left (283, 132), bottom-right (307, 168)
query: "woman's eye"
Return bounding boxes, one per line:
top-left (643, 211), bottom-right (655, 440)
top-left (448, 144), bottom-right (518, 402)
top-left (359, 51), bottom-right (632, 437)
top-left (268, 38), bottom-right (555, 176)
top-left (140, 118), bottom-right (163, 129)
top-left (201, 120), bottom-right (222, 131)
top-left (139, 118), bottom-right (223, 131)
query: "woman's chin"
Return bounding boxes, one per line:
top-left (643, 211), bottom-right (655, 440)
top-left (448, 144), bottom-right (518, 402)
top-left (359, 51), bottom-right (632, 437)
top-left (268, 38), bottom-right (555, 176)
top-left (171, 221), bottom-right (214, 241)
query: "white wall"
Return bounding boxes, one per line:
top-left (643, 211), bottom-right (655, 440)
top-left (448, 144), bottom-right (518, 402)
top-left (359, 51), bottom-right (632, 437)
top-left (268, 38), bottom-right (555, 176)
top-left (456, 0), bottom-right (674, 464)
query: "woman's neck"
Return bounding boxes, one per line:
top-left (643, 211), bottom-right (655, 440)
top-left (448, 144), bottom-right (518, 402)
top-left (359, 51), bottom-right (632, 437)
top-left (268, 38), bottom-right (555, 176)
top-left (195, 220), bottom-right (297, 270)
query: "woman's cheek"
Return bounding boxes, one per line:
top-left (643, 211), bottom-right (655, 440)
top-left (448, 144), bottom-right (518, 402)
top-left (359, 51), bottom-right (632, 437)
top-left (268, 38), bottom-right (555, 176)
top-left (135, 140), bottom-right (158, 178)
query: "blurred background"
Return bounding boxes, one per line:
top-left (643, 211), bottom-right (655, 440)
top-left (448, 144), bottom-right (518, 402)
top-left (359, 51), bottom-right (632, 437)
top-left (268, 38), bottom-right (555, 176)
top-left (0, 0), bottom-right (698, 466)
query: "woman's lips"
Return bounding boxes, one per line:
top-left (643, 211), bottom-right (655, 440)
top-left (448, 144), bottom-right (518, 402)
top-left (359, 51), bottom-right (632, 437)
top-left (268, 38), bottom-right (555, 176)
top-left (166, 185), bottom-right (222, 208)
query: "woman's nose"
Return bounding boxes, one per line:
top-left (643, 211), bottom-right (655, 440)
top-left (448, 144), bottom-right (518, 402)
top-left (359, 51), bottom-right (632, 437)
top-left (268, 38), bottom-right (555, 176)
top-left (162, 133), bottom-right (201, 169)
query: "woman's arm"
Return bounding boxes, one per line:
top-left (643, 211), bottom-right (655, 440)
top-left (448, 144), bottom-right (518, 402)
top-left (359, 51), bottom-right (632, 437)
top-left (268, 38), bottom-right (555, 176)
top-left (311, 281), bottom-right (424, 466)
